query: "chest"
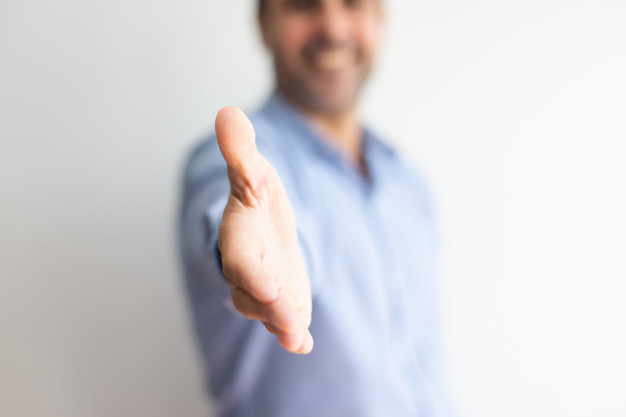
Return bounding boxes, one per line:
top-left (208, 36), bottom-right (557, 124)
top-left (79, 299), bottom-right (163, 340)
top-left (305, 168), bottom-right (438, 330)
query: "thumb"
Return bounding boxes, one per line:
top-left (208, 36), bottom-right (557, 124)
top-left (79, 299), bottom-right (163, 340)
top-left (215, 105), bottom-right (258, 176)
top-left (215, 106), bottom-right (264, 202)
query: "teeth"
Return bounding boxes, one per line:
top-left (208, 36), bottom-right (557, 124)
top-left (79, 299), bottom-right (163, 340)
top-left (313, 49), bottom-right (354, 71)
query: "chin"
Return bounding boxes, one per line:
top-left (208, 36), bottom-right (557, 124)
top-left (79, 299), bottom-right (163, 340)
top-left (304, 82), bottom-right (361, 114)
top-left (311, 96), bottom-right (356, 114)
top-left (279, 74), bottom-right (362, 114)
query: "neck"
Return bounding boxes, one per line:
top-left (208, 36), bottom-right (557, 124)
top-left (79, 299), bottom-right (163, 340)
top-left (305, 109), bottom-right (362, 159)
top-left (283, 96), bottom-right (364, 171)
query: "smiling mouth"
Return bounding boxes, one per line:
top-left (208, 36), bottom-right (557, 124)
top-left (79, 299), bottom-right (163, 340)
top-left (308, 47), bottom-right (356, 72)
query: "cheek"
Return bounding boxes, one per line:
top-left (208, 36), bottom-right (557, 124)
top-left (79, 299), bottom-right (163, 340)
top-left (356, 16), bottom-right (383, 57)
top-left (274, 18), bottom-right (313, 60)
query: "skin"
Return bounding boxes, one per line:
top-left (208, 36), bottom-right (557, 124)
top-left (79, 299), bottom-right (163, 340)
top-left (215, 0), bottom-right (384, 354)
top-left (260, 0), bottom-right (383, 167)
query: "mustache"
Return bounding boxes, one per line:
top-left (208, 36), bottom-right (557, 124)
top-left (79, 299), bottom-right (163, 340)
top-left (303, 38), bottom-right (357, 54)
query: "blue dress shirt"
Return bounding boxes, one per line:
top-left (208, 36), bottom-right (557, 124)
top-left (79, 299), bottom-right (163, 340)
top-left (179, 93), bottom-right (451, 417)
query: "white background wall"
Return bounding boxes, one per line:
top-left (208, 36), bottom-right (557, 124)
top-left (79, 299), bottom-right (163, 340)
top-left (1, 1), bottom-right (624, 416)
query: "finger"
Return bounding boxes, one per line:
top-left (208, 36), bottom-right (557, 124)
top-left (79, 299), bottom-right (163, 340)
top-left (297, 330), bottom-right (314, 354)
top-left (220, 244), bottom-right (282, 303)
top-left (215, 106), bottom-right (256, 170)
top-left (231, 287), bottom-right (265, 320)
top-left (276, 328), bottom-right (314, 355)
top-left (231, 287), bottom-right (300, 332)
top-left (215, 106), bottom-right (265, 204)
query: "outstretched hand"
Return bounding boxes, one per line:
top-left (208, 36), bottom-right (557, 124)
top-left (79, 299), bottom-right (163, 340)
top-left (215, 106), bottom-right (313, 354)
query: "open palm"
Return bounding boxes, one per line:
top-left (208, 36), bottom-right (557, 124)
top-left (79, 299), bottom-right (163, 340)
top-left (215, 106), bottom-right (313, 354)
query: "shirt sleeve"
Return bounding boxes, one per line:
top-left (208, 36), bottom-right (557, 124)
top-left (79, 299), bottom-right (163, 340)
top-left (179, 137), bottom-right (233, 306)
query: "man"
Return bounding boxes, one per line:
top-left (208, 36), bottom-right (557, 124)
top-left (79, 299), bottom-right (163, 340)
top-left (179, 0), bottom-right (451, 415)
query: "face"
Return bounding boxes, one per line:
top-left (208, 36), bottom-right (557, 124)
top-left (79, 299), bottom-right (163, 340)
top-left (259, 0), bottom-right (384, 114)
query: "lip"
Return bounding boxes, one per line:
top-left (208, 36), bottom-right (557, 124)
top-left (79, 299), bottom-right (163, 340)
top-left (305, 47), bottom-right (357, 74)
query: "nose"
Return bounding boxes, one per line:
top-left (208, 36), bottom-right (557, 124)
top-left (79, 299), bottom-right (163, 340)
top-left (316, 3), bottom-right (351, 44)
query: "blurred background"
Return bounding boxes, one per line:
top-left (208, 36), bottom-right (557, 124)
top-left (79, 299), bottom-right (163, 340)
top-left (1, 0), bottom-right (625, 416)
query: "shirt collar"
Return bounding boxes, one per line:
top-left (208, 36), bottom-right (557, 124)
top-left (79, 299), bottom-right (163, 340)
top-left (261, 91), bottom-right (395, 166)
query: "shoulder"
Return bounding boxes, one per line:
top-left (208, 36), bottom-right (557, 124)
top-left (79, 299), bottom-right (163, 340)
top-left (367, 129), bottom-right (437, 218)
top-left (181, 134), bottom-right (225, 191)
top-left (366, 128), bottom-right (428, 187)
